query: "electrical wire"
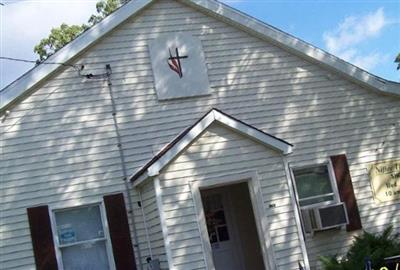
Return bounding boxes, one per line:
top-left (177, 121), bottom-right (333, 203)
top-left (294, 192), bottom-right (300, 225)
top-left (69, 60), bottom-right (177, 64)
top-left (2, 64), bottom-right (112, 129)
top-left (0, 56), bottom-right (81, 70)
top-left (0, 56), bottom-right (115, 80)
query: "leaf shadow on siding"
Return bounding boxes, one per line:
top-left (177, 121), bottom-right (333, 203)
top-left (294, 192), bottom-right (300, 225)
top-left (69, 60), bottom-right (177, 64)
top-left (0, 70), bottom-right (129, 266)
top-left (1, 1), bottom-right (400, 268)
top-left (140, 34), bottom-right (400, 268)
top-left (110, 7), bottom-right (400, 268)
top-left (158, 122), bottom-right (307, 269)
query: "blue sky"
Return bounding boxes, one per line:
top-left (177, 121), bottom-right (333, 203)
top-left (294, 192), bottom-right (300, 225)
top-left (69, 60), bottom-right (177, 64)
top-left (224, 0), bottom-right (400, 82)
top-left (1, 0), bottom-right (399, 89)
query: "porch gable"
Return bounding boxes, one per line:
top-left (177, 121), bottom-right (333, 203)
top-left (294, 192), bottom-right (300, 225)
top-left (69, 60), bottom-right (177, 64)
top-left (130, 108), bottom-right (293, 186)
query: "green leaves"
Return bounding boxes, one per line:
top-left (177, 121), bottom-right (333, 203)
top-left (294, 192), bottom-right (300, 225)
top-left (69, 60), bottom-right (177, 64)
top-left (34, 24), bottom-right (86, 61)
top-left (34, 0), bottom-right (122, 61)
top-left (89, 0), bottom-right (120, 25)
top-left (319, 226), bottom-right (400, 270)
top-left (395, 53), bottom-right (400, 70)
top-left (319, 256), bottom-right (343, 270)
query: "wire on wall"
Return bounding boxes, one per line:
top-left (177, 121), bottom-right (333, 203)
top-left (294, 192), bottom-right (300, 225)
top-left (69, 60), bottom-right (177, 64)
top-left (1, 61), bottom-right (108, 124)
top-left (78, 64), bottom-right (111, 79)
top-left (104, 65), bottom-right (145, 270)
top-left (0, 56), bottom-right (112, 79)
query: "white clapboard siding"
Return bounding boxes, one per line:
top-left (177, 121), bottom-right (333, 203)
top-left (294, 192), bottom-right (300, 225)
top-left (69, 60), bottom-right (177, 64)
top-left (1, 0), bottom-right (399, 269)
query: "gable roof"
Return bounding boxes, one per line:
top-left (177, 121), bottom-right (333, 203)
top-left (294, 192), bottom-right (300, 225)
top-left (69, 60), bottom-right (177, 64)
top-left (130, 108), bottom-right (293, 186)
top-left (1, 0), bottom-right (399, 111)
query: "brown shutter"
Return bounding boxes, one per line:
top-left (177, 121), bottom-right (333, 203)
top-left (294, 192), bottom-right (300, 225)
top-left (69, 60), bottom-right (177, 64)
top-left (104, 193), bottom-right (137, 270)
top-left (27, 205), bottom-right (58, 270)
top-left (330, 154), bottom-right (362, 231)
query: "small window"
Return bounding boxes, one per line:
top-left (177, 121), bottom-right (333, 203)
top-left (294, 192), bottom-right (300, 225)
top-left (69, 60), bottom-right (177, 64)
top-left (53, 204), bottom-right (114, 270)
top-left (203, 194), bottom-right (230, 245)
top-left (293, 164), bottom-right (337, 207)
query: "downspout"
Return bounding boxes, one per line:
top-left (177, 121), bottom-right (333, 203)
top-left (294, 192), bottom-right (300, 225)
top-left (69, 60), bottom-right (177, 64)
top-left (105, 65), bottom-right (144, 270)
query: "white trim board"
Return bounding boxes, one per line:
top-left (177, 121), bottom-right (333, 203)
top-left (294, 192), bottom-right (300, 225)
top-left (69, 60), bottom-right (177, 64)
top-left (1, 0), bottom-right (399, 111)
top-left (130, 108), bottom-right (293, 187)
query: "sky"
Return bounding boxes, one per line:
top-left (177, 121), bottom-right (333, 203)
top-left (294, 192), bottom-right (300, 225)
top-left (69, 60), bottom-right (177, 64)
top-left (0, 0), bottom-right (399, 90)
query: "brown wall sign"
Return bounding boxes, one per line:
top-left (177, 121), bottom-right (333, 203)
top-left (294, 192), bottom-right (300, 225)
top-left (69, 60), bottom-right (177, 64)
top-left (368, 160), bottom-right (400, 203)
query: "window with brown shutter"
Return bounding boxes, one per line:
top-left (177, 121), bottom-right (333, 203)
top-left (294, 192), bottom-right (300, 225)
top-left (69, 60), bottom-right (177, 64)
top-left (103, 193), bottom-right (137, 270)
top-left (291, 160), bottom-right (351, 234)
top-left (27, 205), bottom-right (58, 270)
top-left (330, 154), bottom-right (362, 231)
top-left (27, 193), bottom-right (137, 270)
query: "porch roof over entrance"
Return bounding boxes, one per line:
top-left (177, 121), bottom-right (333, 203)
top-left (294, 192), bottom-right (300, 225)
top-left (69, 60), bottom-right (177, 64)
top-left (130, 108), bottom-right (293, 186)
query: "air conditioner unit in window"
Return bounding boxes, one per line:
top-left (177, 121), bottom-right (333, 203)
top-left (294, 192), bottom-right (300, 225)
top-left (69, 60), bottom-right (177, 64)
top-left (301, 203), bottom-right (349, 233)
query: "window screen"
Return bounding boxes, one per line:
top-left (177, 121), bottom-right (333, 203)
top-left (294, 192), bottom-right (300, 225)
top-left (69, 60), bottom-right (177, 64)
top-left (54, 205), bottom-right (111, 270)
top-left (293, 165), bottom-right (335, 206)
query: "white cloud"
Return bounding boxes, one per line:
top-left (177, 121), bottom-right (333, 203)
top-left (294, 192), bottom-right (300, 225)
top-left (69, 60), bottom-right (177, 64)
top-left (4, 1), bottom-right (95, 39)
top-left (352, 53), bottom-right (390, 71)
top-left (323, 7), bottom-right (386, 54)
top-left (323, 7), bottom-right (389, 71)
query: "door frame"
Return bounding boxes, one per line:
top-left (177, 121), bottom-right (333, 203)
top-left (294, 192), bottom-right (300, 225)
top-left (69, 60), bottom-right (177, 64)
top-left (190, 171), bottom-right (276, 270)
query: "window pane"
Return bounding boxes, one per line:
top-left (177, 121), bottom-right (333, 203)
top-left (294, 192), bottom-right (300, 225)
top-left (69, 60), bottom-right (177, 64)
top-left (203, 194), bottom-right (230, 244)
top-left (294, 165), bottom-right (333, 202)
top-left (217, 226), bottom-right (230, 242)
top-left (61, 240), bottom-right (109, 270)
top-left (55, 205), bottom-right (104, 244)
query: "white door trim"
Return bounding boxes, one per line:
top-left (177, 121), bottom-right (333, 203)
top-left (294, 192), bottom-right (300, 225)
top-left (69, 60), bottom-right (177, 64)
top-left (190, 170), bottom-right (276, 270)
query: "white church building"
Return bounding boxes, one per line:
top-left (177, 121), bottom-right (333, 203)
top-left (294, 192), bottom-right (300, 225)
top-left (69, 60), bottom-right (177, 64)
top-left (1, 0), bottom-right (399, 270)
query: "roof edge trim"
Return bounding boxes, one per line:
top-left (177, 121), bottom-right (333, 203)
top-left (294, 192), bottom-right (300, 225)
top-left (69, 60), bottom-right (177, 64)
top-left (0, 0), bottom-right (154, 111)
top-left (131, 108), bottom-right (293, 186)
top-left (2, 0), bottom-right (398, 112)
top-left (186, 0), bottom-right (400, 96)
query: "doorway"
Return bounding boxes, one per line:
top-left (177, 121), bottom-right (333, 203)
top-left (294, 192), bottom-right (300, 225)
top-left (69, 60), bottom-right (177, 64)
top-left (200, 182), bottom-right (266, 270)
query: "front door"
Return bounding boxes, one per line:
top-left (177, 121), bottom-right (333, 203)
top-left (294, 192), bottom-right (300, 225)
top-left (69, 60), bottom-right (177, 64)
top-left (202, 189), bottom-right (245, 270)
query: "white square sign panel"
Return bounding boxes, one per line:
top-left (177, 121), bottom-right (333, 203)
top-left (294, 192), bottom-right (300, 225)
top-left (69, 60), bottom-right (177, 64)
top-left (149, 33), bottom-right (211, 100)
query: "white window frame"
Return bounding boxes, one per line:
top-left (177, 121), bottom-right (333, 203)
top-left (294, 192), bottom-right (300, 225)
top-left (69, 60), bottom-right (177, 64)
top-left (290, 160), bottom-right (341, 210)
top-left (49, 202), bottom-right (116, 270)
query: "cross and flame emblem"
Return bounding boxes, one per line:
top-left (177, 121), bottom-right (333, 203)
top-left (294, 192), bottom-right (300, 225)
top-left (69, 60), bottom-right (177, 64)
top-left (167, 48), bottom-right (188, 78)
